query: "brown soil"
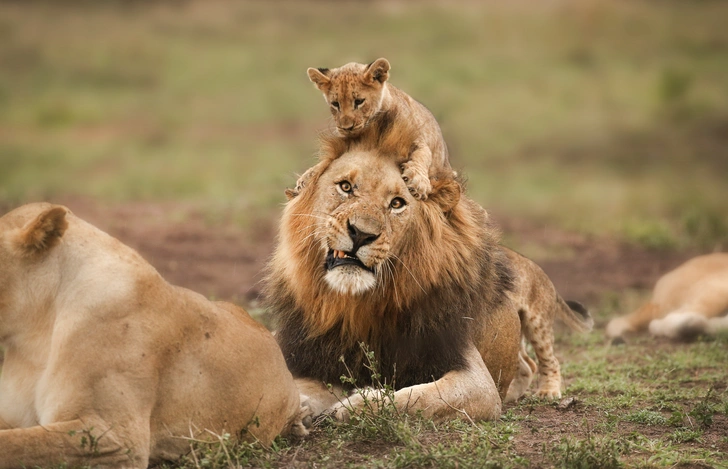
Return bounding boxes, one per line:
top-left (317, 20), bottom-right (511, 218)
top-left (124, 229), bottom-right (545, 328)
top-left (51, 197), bottom-right (695, 312)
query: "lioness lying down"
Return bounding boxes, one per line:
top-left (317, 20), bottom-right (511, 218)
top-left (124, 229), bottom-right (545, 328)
top-left (0, 203), bottom-right (302, 469)
top-left (266, 112), bottom-right (522, 422)
top-left (607, 253), bottom-right (728, 340)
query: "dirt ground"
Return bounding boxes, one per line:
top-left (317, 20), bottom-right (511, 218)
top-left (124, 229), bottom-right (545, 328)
top-left (47, 196), bottom-right (694, 312)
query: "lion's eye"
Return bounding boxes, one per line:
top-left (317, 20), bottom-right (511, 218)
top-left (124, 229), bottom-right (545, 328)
top-left (331, 101), bottom-right (340, 110)
top-left (338, 181), bottom-right (353, 194)
top-left (354, 98), bottom-right (365, 109)
top-left (390, 197), bottom-right (406, 212)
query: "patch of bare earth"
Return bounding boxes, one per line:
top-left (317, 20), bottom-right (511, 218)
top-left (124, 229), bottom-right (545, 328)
top-left (45, 197), bottom-right (697, 310)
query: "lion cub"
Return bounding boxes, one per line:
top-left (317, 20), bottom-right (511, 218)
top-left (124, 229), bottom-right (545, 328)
top-left (503, 247), bottom-right (593, 401)
top-left (299, 57), bottom-right (451, 200)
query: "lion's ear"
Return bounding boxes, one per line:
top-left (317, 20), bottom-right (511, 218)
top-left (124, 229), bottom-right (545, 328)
top-left (429, 177), bottom-right (461, 212)
top-left (364, 58), bottom-right (390, 84)
top-left (307, 67), bottom-right (331, 91)
top-left (17, 206), bottom-right (69, 255)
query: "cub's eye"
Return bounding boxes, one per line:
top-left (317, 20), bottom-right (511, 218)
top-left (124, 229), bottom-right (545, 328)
top-left (338, 180), bottom-right (353, 194)
top-left (390, 197), bottom-right (406, 212)
top-left (331, 101), bottom-right (340, 110)
top-left (354, 98), bottom-right (365, 109)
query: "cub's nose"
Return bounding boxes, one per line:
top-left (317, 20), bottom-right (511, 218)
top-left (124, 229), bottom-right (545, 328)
top-left (347, 221), bottom-right (379, 253)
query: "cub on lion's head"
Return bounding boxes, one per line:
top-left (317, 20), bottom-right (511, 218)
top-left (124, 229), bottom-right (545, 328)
top-left (307, 58), bottom-right (390, 137)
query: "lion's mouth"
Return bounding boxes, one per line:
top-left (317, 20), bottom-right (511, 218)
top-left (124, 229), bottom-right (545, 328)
top-left (325, 249), bottom-right (374, 273)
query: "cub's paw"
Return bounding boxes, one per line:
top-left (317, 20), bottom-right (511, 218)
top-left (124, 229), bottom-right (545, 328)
top-left (291, 166), bottom-right (318, 199)
top-left (401, 162), bottom-right (431, 200)
top-left (535, 385), bottom-right (562, 400)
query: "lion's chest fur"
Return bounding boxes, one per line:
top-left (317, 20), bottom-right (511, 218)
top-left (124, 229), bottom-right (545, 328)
top-left (274, 261), bottom-right (509, 390)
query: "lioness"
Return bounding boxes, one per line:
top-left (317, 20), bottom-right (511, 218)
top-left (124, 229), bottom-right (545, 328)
top-left (607, 253), bottom-right (728, 340)
top-left (265, 111), bottom-right (521, 422)
top-left (0, 203), bottom-right (302, 469)
top-left (297, 57), bottom-right (451, 201)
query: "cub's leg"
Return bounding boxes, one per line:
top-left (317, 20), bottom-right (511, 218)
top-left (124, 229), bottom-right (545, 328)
top-left (330, 346), bottom-right (502, 423)
top-left (504, 341), bottom-right (537, 403)
top-left (401, 141), bottom-right (433, 200)
top-left (521, 305), bottom-right (562, 399)
top-left (0, 418), bottom-right (146, 469)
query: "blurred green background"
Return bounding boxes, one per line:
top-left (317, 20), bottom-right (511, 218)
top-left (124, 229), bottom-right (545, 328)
top-left (2, 0), bottom-right (727, 250)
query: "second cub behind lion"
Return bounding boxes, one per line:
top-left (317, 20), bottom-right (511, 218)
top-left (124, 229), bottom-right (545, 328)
top-left (503, 248), bottom-right (593, 401)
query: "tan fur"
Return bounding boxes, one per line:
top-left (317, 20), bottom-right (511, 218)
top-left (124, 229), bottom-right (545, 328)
top-left (299, 58), bottom-right (452, 200)
top-left (267, 119), bottom-right (521, 423)
top-left (503, 248), bottom-right (593, 401)
top-left (0, 203), bottom-right (303, 469)
top-left (607, 253), bottom-right (728, 340)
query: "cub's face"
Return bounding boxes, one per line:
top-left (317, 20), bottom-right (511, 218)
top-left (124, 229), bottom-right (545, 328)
top-left (307, 58), bottom-right (391, 138)
top-left (310, 150), bottom-right (416, 295)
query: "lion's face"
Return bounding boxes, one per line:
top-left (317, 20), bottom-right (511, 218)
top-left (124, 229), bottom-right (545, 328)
top-left (307, 59), bottom-right (391, 137)
top-left (312, 151), bottom-right (416, 295)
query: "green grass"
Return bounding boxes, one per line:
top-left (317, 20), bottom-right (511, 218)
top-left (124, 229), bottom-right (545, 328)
top-left (152, 319), bottom-right (728, 469)
top-left (1, 0), bottom-right (727, 247)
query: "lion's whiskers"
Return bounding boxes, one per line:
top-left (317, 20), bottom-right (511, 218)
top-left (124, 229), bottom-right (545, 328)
top-left (390, 253), bottom-right (427, 295)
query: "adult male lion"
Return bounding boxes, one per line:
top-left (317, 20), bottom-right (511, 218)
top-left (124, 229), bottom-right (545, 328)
top-left (0, 203), bottom-right (302, 469)
top-left (266, 112), bottom-right (522, 422)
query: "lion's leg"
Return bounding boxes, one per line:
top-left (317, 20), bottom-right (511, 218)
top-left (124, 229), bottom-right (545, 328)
top-left (504, 340), bottom-right (537, 403)
top-left (606, 302), bottom-right (661, 338)
top-left (648, 312), bottom-right (707, 339)
top-left (401, 141), bottom-right (433, 200)
top-left (295, 377), bottom-right (346, 424)
top-left (0, 418), bottom-right (145, 469)
top-left (331, 346), bottom-right (502, 423)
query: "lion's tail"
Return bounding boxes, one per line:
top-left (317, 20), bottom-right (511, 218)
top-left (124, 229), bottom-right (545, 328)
top-left (555, 296), bottom-right (593, 333)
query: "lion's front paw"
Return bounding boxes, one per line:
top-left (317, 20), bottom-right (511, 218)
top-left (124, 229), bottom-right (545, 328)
top-left (330, 403), bottom-right (352, 423)
top-left (401, 162), bottom-right (431, 200)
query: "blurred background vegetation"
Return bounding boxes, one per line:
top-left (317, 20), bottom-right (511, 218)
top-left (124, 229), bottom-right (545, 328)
top-left (1, 0), bottom-right (727, 250)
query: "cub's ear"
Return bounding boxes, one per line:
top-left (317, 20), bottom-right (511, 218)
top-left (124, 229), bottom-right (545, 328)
top-left (364, 58), bottom-right (390, 84)
top-left (429, 176), bottom-right (461, 212)
top-left (307, 67), bottom-right (331, 91)
top-left (18, 206), bottom-right (69, 255)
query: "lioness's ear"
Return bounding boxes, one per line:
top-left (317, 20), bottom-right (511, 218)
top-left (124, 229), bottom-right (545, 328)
top-left (429, 177), bottom-right (461, 212)
top-left (18, 206), bottom-right (69, 255)
top-left (307, 67), bottom-right (331, 91)
top-left (364, 58), bottom-right (390, 84)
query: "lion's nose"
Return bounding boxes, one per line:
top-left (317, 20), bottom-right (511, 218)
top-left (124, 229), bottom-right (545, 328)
top-left (347, 221), bottom-right (379, 253)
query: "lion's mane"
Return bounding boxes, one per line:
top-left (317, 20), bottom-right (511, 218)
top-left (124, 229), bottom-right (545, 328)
top-left (265, 110), bottom-right (513, 390)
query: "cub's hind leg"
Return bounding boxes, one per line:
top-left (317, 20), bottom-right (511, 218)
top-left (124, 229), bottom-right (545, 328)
top-left (520, 306), bottom-right (562, 399)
